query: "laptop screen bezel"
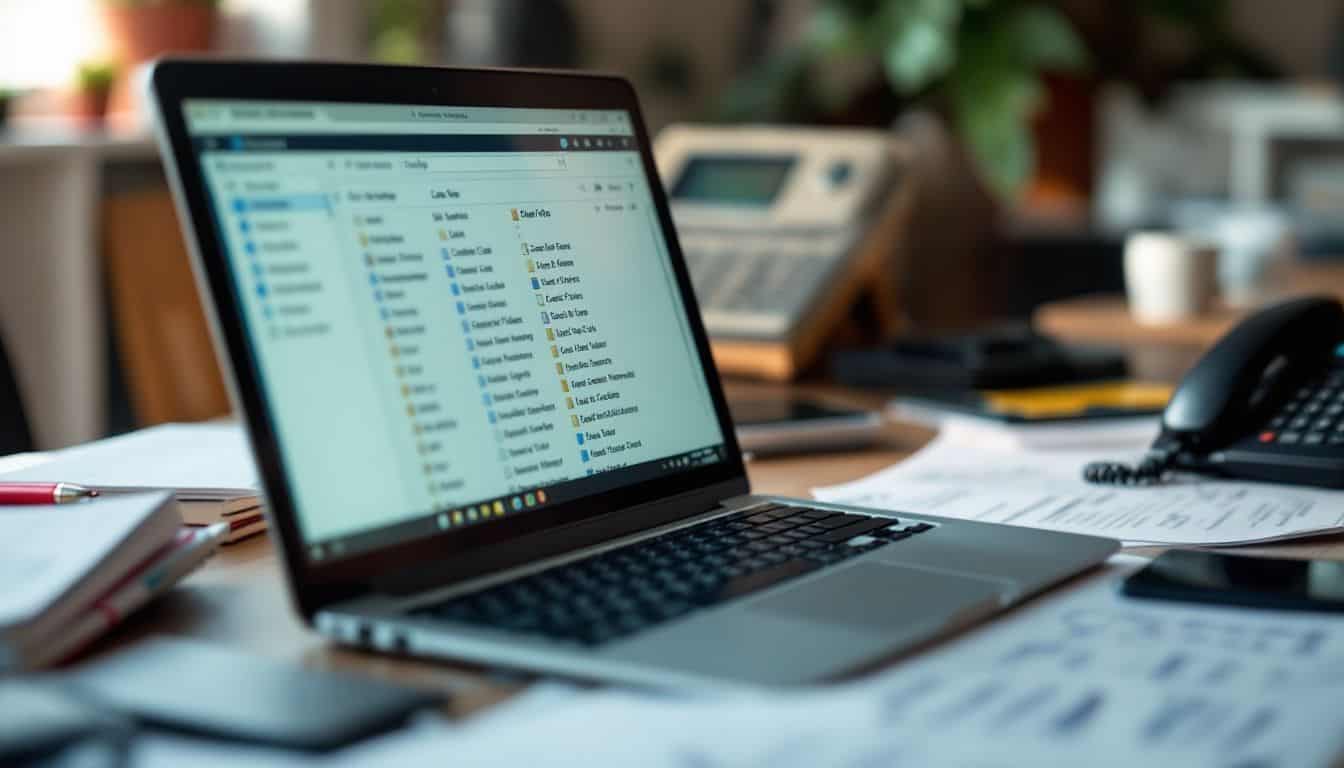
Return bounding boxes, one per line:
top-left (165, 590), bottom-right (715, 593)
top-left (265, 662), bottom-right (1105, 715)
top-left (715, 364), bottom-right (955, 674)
top-left (149, 60), bottom-right (748, 615)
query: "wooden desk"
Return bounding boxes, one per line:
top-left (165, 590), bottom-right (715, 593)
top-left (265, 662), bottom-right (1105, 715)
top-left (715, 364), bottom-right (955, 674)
top-left (1034, 262), bottom-right (1344, 380)
top-left (99, 380), bottom-right (1344, 718)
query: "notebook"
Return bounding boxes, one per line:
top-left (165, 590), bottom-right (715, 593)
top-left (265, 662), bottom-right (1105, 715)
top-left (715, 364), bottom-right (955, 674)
top-left (0, 492), bottom-right (180, 671)
top-left (17, 523), bottom-right (227, 670)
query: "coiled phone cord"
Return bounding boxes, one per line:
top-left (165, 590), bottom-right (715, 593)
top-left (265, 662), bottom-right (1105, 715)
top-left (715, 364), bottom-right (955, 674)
top-left (1082, 449), bottom-right (1175, 486)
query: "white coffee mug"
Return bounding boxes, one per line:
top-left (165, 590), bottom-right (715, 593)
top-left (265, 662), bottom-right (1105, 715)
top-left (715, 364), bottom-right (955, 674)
top-left (1123, 232), bottom-right (1219, 325)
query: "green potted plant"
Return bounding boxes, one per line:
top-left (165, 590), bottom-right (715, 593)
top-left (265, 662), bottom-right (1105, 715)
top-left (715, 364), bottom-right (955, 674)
top-left (722, 0), bottom-right (1088, 199)
top-left (74, 61), bottom-right (118, 125)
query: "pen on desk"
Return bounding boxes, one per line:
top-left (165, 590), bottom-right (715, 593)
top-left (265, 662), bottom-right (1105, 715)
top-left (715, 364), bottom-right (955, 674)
top-left (0, 482), bottom-right (100, 504)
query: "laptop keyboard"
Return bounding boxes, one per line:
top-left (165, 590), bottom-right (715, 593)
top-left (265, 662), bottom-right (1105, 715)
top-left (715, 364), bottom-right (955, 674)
top-left (410, 503), bottom-right (935, 647)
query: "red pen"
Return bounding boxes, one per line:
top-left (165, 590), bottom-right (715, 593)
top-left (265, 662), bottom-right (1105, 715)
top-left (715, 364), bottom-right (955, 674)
top-left (0, 482), bottom-right (100, 505)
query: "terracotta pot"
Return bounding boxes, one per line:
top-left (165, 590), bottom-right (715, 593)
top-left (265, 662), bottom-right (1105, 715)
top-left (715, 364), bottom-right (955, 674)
top-left (72, 89), bottom-right (111, 125)
top-left (1027, 73), bottom-right (1097, 213)
top-left (100, 3), bottom-right (217, 65)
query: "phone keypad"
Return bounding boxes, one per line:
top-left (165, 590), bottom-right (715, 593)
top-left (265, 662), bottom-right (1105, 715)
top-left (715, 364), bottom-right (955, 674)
top-left (1259, 370), bottom-right (1344, 448)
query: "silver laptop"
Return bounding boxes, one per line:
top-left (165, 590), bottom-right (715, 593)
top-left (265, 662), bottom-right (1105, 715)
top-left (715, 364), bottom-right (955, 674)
top-left (149, 60), bottom-right (1117, 690)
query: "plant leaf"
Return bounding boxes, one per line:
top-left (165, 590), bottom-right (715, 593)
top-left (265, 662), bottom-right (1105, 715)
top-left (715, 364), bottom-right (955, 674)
top-left (807, 3), bottom-right (862, 53)
top-left (883, 17), bottom-right (956, 94)
top-left (950, 65), bottom-right (1044, 196)
top-left (1002, 4), bottom-right (1089, 71)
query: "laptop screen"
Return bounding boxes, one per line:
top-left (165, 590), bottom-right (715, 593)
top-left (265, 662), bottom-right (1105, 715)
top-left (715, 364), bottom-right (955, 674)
top-left (181, 100), bottom-right (727, 561)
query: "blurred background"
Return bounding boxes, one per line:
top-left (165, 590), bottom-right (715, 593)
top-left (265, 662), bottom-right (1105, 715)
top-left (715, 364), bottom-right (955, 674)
top-left (2, 0), bottom-right (1344, 452)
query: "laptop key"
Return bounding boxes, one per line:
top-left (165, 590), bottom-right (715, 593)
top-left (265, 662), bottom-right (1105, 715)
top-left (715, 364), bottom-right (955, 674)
top-left (719, 558), bottom-right (819, 599)
top-left (817, 517), bottom-right (894, 544)
top-left (811, 514), bottom-right (866, 529)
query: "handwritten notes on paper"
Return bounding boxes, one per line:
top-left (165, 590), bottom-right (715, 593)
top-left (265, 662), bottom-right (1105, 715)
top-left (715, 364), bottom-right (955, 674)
top-left (812, 436), bottom-right (1344, 546)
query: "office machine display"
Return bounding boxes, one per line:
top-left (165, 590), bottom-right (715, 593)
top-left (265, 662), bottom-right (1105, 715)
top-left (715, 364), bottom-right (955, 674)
top-left (655, 125), bottom-right (915, 380)
top-left (150, 60), bottom-right (1114, 690)
top-left (1124, 549), bottom-right (1344, 614)
top-left (1087, 296), bottom-right (1344, 488)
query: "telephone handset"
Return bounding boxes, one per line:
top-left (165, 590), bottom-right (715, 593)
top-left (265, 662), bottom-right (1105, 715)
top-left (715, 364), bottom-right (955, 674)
top-left (1086, 296), bottom-right (1344, 488)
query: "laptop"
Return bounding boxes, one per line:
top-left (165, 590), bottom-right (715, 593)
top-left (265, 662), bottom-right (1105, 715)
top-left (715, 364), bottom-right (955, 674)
top-left (149, 60), bottom-right (1117, 689)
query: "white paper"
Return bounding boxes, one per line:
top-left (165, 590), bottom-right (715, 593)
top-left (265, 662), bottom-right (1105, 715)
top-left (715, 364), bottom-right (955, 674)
top-left (0, 423), bottom-right (258, 498)
top-left (813, 435), bottom-right (1344, 546)
top-left (0, 450), bottom-right (54, 475)
top-left (125, 570), bottom-right (1344, 768)
top-left (892, 398), bottom-right (1161, 453)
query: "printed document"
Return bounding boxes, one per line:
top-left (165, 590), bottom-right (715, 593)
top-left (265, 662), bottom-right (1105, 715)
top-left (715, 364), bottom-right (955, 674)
top-left (813, 435), bottom-right (1344, 546)
top-left (130, 570), bottom-right (1344, 767)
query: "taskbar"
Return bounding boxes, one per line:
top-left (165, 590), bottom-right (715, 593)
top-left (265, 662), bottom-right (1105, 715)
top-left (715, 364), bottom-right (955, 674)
top-left (306, 443), bottom-right (727, 562)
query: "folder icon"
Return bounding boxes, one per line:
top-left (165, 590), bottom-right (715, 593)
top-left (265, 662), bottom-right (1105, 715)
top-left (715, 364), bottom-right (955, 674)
top-left (406, 404), bottom-right (415, 417)
top-left (551, 345), bottom-right (559, 358)
top-left (556, 362), bottom-right (564, 375)
top-left (438, 228), bottom-right (448, 241)
top-left (401, 383), bottom-right (410, 397)
top-left (565, 396), bottom-right (574, 409)
top-left (545, 327), bottom-right (555, 341)
top-left (571, 414), bottom-right (580, 428)
top-left (510, 208), bottom-right (520, 221)
top-left (527, 257), bottom-right (535, 271)
top-left (358, 232), bottom-right (368, 247)
top-left (560, 379), bottom-right (569, 392)
top-left (536, 294), bottom-right (545, 306)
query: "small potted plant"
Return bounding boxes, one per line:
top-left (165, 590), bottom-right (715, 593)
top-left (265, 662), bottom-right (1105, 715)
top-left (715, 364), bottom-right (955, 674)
top-left (0, 88), bottom-right (13, 129)
top-left (73, 61), bottom-right (118, 126)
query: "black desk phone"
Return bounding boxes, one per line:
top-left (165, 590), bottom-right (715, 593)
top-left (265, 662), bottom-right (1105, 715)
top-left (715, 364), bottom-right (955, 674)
top-left (1085, 296), bottom-right (1344, 488)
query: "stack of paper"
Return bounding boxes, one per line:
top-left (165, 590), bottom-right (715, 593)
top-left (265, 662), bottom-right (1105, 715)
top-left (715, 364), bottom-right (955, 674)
top-left (130, 565), bottom-right (1344, 767)
top-left (814, 434), bottom-right (1344, 546)
top-left (0, 493), bottom-right (225, 671)
top-left (0, 423), bottom-right (265, 543)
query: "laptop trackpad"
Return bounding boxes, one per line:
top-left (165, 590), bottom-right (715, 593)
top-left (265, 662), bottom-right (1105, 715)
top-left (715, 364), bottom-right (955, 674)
top-left (748, 563), bottom-right (1003, 633)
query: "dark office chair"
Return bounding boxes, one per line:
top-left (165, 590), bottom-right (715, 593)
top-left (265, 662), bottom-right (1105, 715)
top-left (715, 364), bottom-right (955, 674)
top-left (0, 329), bottom-right (34, 455)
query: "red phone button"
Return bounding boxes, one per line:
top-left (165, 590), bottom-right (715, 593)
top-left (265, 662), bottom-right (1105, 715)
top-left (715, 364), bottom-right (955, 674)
top-left (1259, 431), bottom-right (1276, 443)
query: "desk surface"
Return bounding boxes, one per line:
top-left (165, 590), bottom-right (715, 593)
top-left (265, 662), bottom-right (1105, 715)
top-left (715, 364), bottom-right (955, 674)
top-left (105, 378), bottom-right (1344, 717)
